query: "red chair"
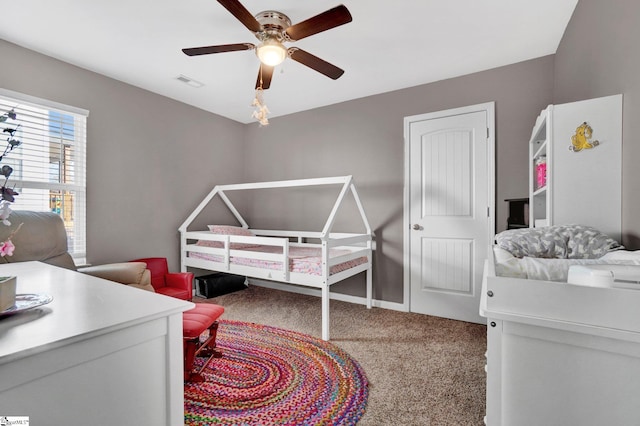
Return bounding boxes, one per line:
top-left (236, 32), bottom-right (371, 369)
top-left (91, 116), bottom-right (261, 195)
top-left (130, 257), bottom-right (193, 300)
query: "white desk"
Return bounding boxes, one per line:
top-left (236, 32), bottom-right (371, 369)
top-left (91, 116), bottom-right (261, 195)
top-left (0, 262), bottom-right (193, 425)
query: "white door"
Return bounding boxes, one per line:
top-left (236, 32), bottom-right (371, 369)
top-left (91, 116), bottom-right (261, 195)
top-left (404, 103), bottom-right (494, 324)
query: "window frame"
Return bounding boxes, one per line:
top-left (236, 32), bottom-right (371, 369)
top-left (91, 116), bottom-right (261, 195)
top-left (0, 88), bottom-right (88, 266)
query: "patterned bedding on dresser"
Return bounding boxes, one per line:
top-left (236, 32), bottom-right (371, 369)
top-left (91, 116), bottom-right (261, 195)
top-left (492, 224), bottom-right (637, 281)
top-left (495, 224), bottom-right (623, 259)
top-left (493, 246), bottom-right (640, 282)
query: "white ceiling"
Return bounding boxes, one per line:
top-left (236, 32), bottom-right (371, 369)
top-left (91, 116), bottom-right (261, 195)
top-left (1, 0), bottom-right (578, 124)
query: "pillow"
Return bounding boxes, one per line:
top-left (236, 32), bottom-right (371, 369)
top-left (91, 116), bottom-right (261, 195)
top-left (207, 225), bottom-right (255, 238)
top-left (196, 225), bottom-right (259, 250)
top-left (562, 224), bottom-right (623, 259)
top-left (495, 224), bottom-right (623, 259)
top-left (495, 226), bottom-right (568, 259)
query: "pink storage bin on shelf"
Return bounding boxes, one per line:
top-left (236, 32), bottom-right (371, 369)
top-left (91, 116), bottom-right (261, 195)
top-left (535, 161), bottom-right (547, 189)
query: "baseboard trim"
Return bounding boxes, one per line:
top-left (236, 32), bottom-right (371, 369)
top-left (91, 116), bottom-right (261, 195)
top-left (247, 278), bottom-right (407, 312)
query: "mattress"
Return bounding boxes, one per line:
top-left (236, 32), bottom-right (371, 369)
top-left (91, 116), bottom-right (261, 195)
top-left (189, 244), bottom-right (367, 276)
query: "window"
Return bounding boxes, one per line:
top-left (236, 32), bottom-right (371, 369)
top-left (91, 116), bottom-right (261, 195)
top-left (0, 89), bottom-right (88, 265)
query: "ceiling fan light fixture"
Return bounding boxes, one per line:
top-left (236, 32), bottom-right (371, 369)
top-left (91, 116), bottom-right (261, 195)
top-left (256, 39), bottom-right (287, 66)
top-left (183, 2), bottom-right (352, 89)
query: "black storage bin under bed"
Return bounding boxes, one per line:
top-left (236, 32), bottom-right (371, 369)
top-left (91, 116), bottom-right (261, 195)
top-left (196, 273), bottom-right (247, 298)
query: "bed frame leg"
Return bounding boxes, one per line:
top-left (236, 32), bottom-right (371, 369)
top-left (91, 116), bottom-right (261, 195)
top-left (366, 267), bottom-right (372, 310)
top-left (322, 285), bottom-right (330, 341)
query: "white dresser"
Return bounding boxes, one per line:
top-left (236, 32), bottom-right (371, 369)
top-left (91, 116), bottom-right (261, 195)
top-left (0, 261), bottom-right (193, 425)
top-left (481, 259), bottom-right (640, 425)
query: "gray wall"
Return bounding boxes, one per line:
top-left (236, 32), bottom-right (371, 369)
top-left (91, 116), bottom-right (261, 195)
top-left (0, 39), bottom-right (246, 267)
top-left (553, 0), bottom-right (640, 249)
top-left (245, 57), bottom-right (555, 302)
top-left (5, 1), bottom-right (638, 306)
top-left (1, 38), bottom-right (554, 304)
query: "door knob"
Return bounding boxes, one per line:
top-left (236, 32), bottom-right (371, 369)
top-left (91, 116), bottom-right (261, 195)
top-left (412, 224), bottom-right (421, 230)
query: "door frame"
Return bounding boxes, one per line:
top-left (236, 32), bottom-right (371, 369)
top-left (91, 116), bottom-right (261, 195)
top-left (402, 102), bottom-right (496, 312)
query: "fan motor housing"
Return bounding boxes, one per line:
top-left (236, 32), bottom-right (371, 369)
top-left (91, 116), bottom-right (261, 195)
top-left (255, 10), bottom-right (291, 41)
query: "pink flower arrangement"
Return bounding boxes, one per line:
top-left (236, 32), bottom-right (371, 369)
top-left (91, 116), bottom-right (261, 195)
top-left (0, 238), bottom-right (15, 257)
top-left (0, 108), bottom-right (22, 255)
top-left (0, 221), bottom-right (21, 258)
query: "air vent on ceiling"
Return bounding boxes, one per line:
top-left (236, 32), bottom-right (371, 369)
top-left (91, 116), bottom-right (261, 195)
top-left (176, 74), bottom-right (204, 88)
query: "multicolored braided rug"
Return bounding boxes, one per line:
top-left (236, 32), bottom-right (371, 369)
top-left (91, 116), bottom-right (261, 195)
top-left (184, 319), bottom-right (369, 425)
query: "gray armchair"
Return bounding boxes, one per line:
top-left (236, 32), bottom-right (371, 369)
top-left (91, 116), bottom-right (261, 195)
top-left (0, 210), bottom-right (154, 292)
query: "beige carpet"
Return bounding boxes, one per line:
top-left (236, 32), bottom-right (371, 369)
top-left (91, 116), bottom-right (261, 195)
top-left (195, 285), bottom-right (487, 425)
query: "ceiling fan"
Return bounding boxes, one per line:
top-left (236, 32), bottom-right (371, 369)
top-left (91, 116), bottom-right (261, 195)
top-left (182, 0), bottom-right (352, 90)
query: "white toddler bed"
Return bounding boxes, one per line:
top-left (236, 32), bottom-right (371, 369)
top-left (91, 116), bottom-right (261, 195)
top-left (481, 224), bottom-right (640, 425)
top-left (179, 176), bottom-right (374, 341)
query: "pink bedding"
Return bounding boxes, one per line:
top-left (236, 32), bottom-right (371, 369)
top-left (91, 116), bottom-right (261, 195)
top-left (189, 244), bottom-right (367, 276)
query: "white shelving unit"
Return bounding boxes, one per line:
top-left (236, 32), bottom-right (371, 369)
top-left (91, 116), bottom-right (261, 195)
top-left (529, 107), bottom-right (551, 228)
top-left (527, 94), bottom-right (622, 240)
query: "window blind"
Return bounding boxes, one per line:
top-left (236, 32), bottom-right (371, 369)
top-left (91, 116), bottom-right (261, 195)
top-left (0, 89), bottom-right (88, 266)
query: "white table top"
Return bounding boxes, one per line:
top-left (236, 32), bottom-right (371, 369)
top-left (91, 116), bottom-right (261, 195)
top-left (0, 261), bottom-right (193, 363)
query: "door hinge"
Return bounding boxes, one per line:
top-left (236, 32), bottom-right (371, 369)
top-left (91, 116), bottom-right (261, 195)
top-left (487, 207), bottom-right (490, 217)
top-left (486, 128), bottom-right (490, 139)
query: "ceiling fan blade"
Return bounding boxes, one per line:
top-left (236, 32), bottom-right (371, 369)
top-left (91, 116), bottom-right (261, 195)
top-left (217, 0), bottom-right (262, 33)
top-left (288, 48), bottom-right (345, 80)
top-left (285, 5), bottom-right (352, 41)
top-left (255, 64), bottom-right (274, 90)
top-left (182, 43), bottom-right (254, 56)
